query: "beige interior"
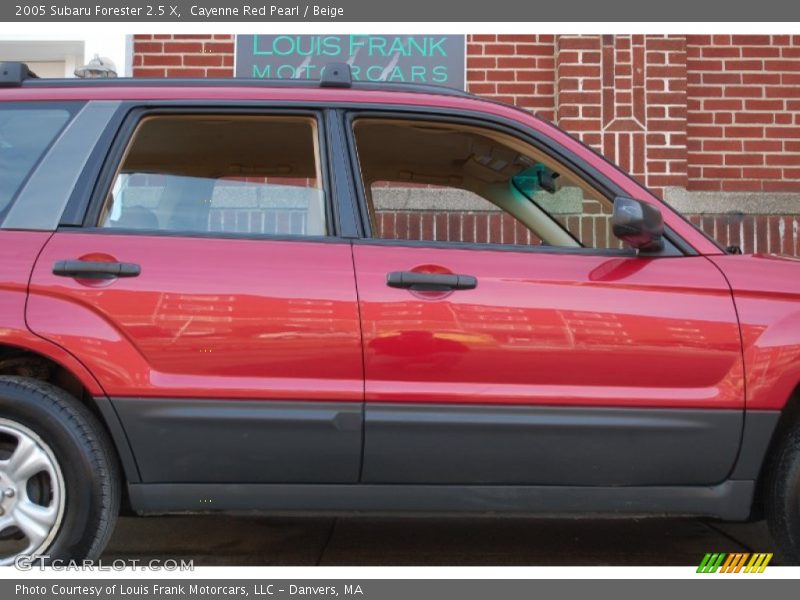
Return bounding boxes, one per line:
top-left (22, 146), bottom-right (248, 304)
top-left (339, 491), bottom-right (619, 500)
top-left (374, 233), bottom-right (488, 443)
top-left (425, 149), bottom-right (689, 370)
top-left (100, 115), bottom-right (325, 234)
top-left (354, 119), bottom-right (613, 247)
top-left (120, 115), bottom-right (320, 179)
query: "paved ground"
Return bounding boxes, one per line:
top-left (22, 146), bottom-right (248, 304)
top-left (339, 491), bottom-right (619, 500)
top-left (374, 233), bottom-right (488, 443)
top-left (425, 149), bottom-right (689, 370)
top-left (101, 515), bottom-right (779, 566)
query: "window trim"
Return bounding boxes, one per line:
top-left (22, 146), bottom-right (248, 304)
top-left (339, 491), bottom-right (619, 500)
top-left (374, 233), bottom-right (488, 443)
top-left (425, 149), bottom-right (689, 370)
top-left (74, 106), bottom-right (340, 240)
top-left (0, 100), bottom-right (85, 227)
top-left (342, 108), bottom-right (686, 257)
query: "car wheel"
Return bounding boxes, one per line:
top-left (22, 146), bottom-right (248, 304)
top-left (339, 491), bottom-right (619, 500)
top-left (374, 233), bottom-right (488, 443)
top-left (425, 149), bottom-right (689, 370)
top-left (0, 376), bottom-right (119, 565)
top-left (765, 424), bottom-right (800, 565)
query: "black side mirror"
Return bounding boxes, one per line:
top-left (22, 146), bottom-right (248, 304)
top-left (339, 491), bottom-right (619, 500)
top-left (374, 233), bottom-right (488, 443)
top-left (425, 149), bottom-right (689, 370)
top-left (612, 196), bottom-right (664, 252)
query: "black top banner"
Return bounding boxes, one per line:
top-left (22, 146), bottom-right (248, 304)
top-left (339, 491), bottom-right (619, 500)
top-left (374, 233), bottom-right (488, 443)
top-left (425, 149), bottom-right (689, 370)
top-left (4, 0), bottom-right (800, 21)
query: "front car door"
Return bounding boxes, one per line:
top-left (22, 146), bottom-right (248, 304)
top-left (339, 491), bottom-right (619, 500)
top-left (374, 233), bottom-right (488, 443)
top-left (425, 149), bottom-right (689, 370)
top-left (347, 112), bottom-right (744, 486)
top-left (27, 108), bottom-right (364, 484)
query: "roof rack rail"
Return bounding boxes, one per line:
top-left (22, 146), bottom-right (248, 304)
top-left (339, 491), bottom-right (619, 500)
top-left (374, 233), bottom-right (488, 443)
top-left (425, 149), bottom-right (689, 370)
top-left (5, 60), bottom-right (475, 99)
top-left (0, 62), bottom-right (38, 87)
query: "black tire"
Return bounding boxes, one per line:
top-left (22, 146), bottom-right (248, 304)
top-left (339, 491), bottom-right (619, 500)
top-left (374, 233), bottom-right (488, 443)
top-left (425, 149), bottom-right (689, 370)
top-left (0, 376), bottom-right (119, 564)
top-left (765, 424), bottom-right (800, 565)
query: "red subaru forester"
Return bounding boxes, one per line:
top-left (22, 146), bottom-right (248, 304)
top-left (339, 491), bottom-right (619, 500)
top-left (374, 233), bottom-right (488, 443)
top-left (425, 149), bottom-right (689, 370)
top-left (0, 61), bottom-right (799, 565)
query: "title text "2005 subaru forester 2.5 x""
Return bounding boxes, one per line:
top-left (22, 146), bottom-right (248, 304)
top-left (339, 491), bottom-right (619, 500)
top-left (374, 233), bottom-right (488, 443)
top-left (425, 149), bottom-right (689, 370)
top-left (1, 61), bottom-right (800, 565)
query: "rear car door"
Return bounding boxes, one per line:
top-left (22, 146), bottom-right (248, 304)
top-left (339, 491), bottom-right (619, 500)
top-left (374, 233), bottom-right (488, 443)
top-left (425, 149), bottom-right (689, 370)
top-left (27, 108), bottom-right (364, 484)
top-left (347, 112), bottom-right (744, 486)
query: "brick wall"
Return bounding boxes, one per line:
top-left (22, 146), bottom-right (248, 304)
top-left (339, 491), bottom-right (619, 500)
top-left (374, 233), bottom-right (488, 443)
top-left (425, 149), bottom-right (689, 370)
top-left (133, 34), bottom-right (234, 78)
top-left (686, 35), bottom-right (800, 193)
top-left (132, 33), bottom-right (800, 255)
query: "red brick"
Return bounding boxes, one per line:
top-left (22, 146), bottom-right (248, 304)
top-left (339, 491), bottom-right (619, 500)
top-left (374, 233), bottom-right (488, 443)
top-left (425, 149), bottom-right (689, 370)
top-left (766, 127), bottom-right (800, 138)
top-left (497, 35), bottom-right (536, 43)
top-left (703, 167), bottom-right (743, 178)
top-left (516, 44), bottom-right (555, 57)
top-left (184, 55), bottom-right (223, 67)
top-left (687, 59), bottom-right (723, 71)
top-left (687, 125), bottom-right (724, 138)
top-left (205, 68), bottom-right (234, 78)
top-left (765, 60), bottom-right (800, 71)
top-left (558, 65), bottom-right (599, 78)
top-left (741, 46), bottom-right (781, 58)
top-left (142, 54), bottom-right (182, 66)
top-left (699, 46), bottom-right (741, 58)
top-left (647, 38), bottom-right (684, 51)
top-left (203, 42), bottom-right (234, 54)
top-left (725, 154), bottom-right (766, 166)
top-left (744, 99), bottom-right (784, 110)
top-left (163, 42), bottom-right (204, 53)
top-left (764, 181), bottom-right (800, 192)
top-left (558, 37), bottom-right (600, 50)
top-left (702, 99), bottom-right (743, 110)
top-left (165, 68), bottom-right (206, 77)
top-left (726, 60), bottom-right (765, 71)
top-left (133, 41), bottom-right (163, 53)
top-left (723, 86), bottom-right (765, 98)
top-left (735, 112), bottom-right (775, 124)
top-left (496, 57), bottom-right (535, 69)
top-left (726, 126), bottom-right (765, 137)
top-left (702, 72), bottom-right (742, 84)
top-left (743, 140), bottom-right (783, 152)
top-left (702, 139), bottom-right (743, 152)
top-left (132, 67), bottom-right (166, 77)
top-left (741, 73), bottom-right (781, 85)
top-left (691, 153), bottom-right (725, 165)
top-left (766, 154), bottom-right (800, 166)
top-left (749, 167), bottom-right (783, 179)
top-left (485, 70), bottom-right (516, 82)
top-left (732, 35), bottom-right (772, 45)
top-left (484, 44), bottom-right (516, 55)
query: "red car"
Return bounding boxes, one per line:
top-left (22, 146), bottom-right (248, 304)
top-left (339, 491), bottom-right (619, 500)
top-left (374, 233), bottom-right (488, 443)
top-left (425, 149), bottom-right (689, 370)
top-left (0, 61), bottom-right (799, 565)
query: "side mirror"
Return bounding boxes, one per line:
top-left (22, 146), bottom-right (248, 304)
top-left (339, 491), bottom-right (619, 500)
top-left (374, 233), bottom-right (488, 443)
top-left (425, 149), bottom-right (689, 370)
top-left (612, 196), bottom-right (664, 252)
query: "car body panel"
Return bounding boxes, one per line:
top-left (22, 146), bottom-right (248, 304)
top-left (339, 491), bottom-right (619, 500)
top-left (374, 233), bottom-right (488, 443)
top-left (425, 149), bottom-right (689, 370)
top-left (352, 244), bottom-right (743, 409)
top-left (0, 230), bottom-right (106, 396)
top-left (351, 243), bottom-right (744, 485)
top-left (710, 254), bottom-right (800, 410)
top-left (27, 232), bottom-right (363, 401)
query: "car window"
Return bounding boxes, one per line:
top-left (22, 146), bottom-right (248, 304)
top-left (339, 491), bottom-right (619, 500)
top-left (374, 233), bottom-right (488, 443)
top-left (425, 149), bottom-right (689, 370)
top-left (353, 118), bottom-right (624, 250)
top-left (0, 104), bottom-right (75, 220)
top-left (371, 181), bottom-right (545, 245)
top-left (99, 115), bottom-right (327, 237)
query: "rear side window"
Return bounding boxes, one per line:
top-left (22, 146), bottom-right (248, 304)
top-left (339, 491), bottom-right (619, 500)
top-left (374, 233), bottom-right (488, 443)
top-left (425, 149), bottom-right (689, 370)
top-left (98, 114), bottom-right (328, 237)
top-left (0, 103), bottom-right (75, 220)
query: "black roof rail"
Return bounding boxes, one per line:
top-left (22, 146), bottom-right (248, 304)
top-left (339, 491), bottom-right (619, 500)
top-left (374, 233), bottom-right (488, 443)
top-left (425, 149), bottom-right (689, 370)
top-left (0, 62), bottom-right (38, 87)
top-left (1, 60), bottom-right (473, 99)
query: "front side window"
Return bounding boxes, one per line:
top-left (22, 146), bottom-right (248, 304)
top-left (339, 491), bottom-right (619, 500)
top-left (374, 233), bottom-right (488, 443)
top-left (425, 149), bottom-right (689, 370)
top-left (353, 118), bottom-right (624, 250)
top-left (100, 115), bottom-right (327, 237)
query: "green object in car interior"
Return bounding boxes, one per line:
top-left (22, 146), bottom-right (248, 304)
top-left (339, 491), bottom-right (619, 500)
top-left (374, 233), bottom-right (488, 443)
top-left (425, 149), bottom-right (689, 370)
top-left (512, 163), bottom-right (560, 198)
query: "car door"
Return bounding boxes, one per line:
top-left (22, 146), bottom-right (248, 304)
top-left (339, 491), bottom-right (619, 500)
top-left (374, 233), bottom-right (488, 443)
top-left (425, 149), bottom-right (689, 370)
top-left (347, 112), bottom-right (744, 486)
top-left (27, 108), bottom-right (364, 484)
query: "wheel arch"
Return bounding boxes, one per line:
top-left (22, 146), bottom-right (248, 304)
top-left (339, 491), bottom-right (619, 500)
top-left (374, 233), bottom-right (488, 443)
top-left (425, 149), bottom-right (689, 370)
top-left (751, 383), bottom-right (800, 520)
top-left (0, 338), bottom-right (140, 495)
